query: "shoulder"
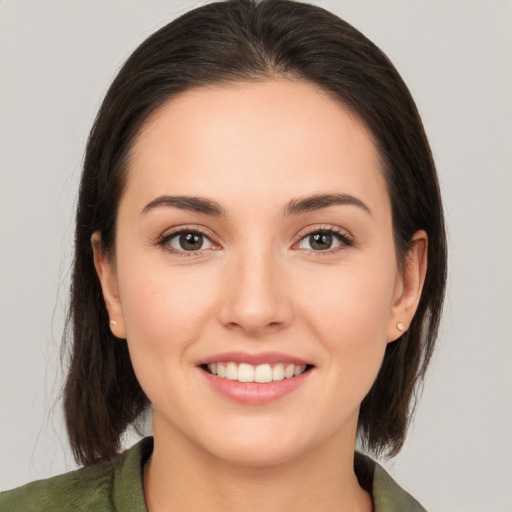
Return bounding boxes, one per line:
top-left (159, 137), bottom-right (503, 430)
top-left (355, 452), bottom-right (428, 512)
top-left (0, 437), bottom-right (152, 512)
top-left (0, 462), bottom-right (115, 512)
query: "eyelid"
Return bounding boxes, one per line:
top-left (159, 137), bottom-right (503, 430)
top-left (156, 225), bottom-right (221, 255)
top-left (292, 224), bottom-right (354, 252)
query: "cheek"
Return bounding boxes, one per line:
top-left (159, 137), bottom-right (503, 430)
top-left (119, 266), bottom-right (216, 347)
top-left (114, 257), bottom-right (219, 400)
top-left (298, 260), bottom-right (396, 383)
top-left (301, 260), bottom-right (396, 337)
top-left (116, 269), bottom-right (222, 425)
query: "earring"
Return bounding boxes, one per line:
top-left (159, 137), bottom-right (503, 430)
top-left (396, 322), bottom-right (404, 331)
top-left (110, 320), bottom-right (117, 326)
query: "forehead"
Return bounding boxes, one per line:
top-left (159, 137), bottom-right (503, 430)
top-left (124, 79), bottom-right (389, 217)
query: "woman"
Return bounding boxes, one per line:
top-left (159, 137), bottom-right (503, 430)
top-left (0, 0), bottom-right (446, 510)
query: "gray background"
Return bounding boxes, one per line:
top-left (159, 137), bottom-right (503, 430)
top-left (1, 1), bottom-right (511, 510)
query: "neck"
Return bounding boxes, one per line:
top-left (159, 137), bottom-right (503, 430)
top-left (143, 419), bottom-right (372, 512)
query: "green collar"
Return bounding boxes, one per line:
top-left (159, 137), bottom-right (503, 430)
top-left (0, 437), bottom-right (426, 511)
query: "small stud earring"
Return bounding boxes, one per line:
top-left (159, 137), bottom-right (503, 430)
top-left (396, 322), bottom-right (404, 331)
top-left (110, 320), bottom-right (117, 326)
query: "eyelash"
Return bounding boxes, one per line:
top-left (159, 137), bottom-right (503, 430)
top-left (156, 225), bottom-right (354, 257)
top-left (157, 226), bottom-right (218, 257)
top-left (294, 226), bottom-right (354, 255)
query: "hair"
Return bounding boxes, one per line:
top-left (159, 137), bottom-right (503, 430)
top-left (63, 0), bottom-right (447, 466)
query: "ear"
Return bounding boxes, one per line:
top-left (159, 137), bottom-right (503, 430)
top-left (91, 231), bottom-right (126, 339)
top-left (387, 230), bottom-right (428, 342)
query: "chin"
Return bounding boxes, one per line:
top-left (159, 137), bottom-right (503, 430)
top-left (196, 418), bottom-right (321, 469)
top-left (209, 439), bottom-right (304, 469)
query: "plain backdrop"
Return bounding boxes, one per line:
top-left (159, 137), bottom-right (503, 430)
top-left (1, 1), bottom-right (511, 510)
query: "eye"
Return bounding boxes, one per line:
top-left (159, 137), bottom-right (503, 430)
top-left (160, 229), bottom-right (216, 254)
top-left (296, 229), bottom-right (353, 252)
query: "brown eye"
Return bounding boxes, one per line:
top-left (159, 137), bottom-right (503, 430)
top-left (309, 233), bottom-right (333, 250)
top-left (297, 229), bottom-right (352, 252)
top-left (167, 231), bottom-right (214, 252)
top-left (180, 233), bottom-right (203, 251)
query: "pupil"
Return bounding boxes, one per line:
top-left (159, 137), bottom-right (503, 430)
top-left (310, 233), bottom-right (332, 250)
top-left (180, 233), bottom-right (203, 251)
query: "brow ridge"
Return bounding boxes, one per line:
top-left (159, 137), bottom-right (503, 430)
top-left (283, 193), bottom-right (372, 216)
top-left (141, 195), bottom-right (226, 217)
top-left (141, 193), bottom-right (370, 218)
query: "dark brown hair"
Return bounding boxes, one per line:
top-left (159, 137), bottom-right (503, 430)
top-left (63, 0), bottom-right (447, 465)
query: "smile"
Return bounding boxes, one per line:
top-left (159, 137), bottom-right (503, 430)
top-left (206, 362), bottom-right (308, 383)
top-left (199, 352), bottom-right (314, 404)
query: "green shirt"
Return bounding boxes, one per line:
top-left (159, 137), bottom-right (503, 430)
top-left (0, 437), bottom-right (426, 511)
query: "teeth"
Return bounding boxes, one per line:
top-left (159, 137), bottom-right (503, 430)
top-left (206, 362), bottom-right (308, 383)
top-left (254, 364), bottom-right (272, 383)
top-left (238, 363), bottom-right (254, 383)
top-left (226, 362), bottom-right (238, 380)
top-left (272, 364), bottom-right (285, 381)
top-left (294, 365), bottom-right (306, 376)
top-left (284, 364), bottom-right (295, 379)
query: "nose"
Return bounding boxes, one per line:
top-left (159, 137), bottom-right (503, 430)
top-left (217, 250), bottom-right (294, 337)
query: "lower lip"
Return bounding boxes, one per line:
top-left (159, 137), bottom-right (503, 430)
top-left (200, 368), bottom-right (312, 405)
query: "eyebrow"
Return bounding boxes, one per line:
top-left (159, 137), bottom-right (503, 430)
top-left (283, 193), bottom-right (372, 217)
top-left (141, 192), bottom-right (371, 218)
top-left (141, 195), bottom-right (226, 217)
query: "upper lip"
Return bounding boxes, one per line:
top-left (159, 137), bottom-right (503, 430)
top-left (197, 351), bottom-right (312, 366)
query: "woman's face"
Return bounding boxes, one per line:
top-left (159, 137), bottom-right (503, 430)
top-left (94, 79), bottom-right (424, 467)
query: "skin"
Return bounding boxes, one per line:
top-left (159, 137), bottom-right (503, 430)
top-left (93, 79), bottom-right (427, 512)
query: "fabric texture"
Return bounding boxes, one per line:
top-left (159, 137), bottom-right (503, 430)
top-left (0, 437), bottom-right (426, 511)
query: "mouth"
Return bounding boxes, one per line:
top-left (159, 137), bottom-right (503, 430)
top-left (201, 362), bottom-right (313, 383)
top-left (197, 351), bottom-right (315, 404)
